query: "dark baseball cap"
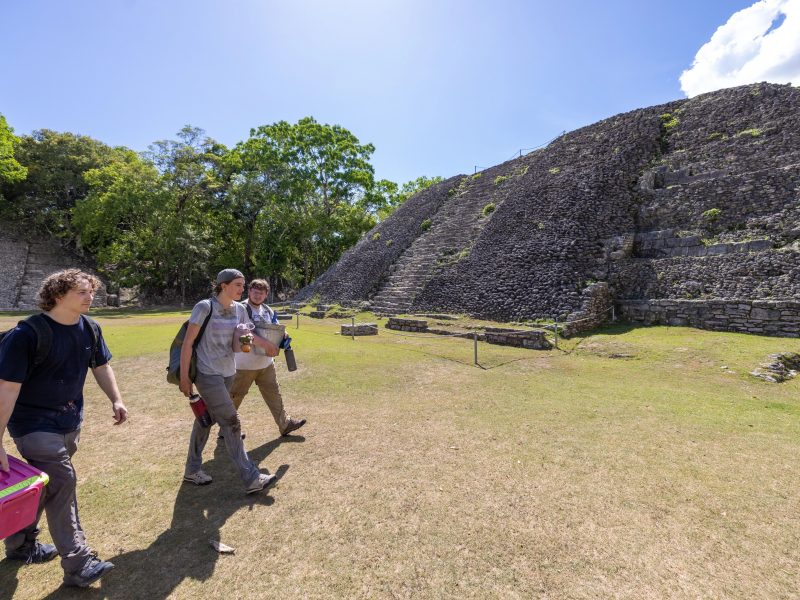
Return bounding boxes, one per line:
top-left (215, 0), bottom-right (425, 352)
top-left (215, 269), bottom-right (245, 285)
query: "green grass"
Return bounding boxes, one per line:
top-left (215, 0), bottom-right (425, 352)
top-left (2, 312), bottom-right (800, 598)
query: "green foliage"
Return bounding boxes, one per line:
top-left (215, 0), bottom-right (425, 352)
top-left (707, 132), bottom-right (724, 141)
top-left (371, 232), bottom-right (381, 241)
top-left (702, 208), bottom-right (722, 223)
top-left (0, 115), bottom-right (27, 187)
top-left (482, 202), bottom-right (496, 216)
top-left (421, 218), bottom-right (432, 231)
top-left (659, 113), bottom-right (679, 131)
top-left (1, 129), bottom-right (124, 238)
top-left (9, 117), bottom-right (395, 300)
top-left (385, 239), bottom-right (393, 247)
top-left (493, 175), bottom-right (508, 185)
top-left (548, 167), bottom-right (561, 174)
top-left (374, 175), bottom-right (444, 221)
top-left (226, 117), bottom-right (379, 289)
top-left (471, 172), bottom-right (482, 180)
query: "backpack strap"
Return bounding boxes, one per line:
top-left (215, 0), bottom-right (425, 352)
top-left (22, 314), bottom-right (53, 371)
top-left (245, 302), bottom-right (254, 322)
top-left (193, 299), bottom-right (213, 349)
top-left (81, 315), bottom-right (101, 369)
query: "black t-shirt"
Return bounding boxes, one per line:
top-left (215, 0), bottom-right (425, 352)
top-left (0, 314), bottom-right (112, 438)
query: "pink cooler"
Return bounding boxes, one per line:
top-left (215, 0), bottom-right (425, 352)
top-left (0, 456), bottom-right (49, 540)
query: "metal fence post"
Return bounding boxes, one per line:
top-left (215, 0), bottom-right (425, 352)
top-left (474, 332), bottom-right (478, 366)
top-left (296, 312), bottom-right (299, 329)
top-left (554, 319), bottom-right (559, 349)
top-left (351, 317), bottom-right (355, 341)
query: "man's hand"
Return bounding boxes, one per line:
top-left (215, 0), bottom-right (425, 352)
top-left (179, 377), bottom-right (193, 398)
top-left (0, 379), bottom-right (22, 473)
top-left (112, 400), bottom-right (128, 425)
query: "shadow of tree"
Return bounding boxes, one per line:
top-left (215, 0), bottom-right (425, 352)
top-left (30, 435), bottom-right (303, 599)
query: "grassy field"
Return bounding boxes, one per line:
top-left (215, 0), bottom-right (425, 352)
top-left (1, 310), bottom-right (800, 599)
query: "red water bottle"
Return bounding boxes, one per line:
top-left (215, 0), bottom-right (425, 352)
top-left (189, 394), bottom-right (213, 427)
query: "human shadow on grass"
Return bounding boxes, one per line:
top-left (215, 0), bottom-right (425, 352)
top-left (37, 435), bottom-right (303, 599)
top-left (0, 557), bottom-right (23, 599)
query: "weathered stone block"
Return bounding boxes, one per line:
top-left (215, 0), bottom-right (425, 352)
top-left (341, 323), bottom-right (378, 336)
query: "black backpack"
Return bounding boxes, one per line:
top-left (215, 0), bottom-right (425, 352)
top-left (0, 314), bottom-right (101, 375)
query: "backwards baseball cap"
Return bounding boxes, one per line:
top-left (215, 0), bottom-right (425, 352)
top-left (215, 268), bottom-right (245, 285)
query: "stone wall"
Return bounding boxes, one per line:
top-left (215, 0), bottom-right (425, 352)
top-left (563, 282), bottom-right (613, 337)
top-left (341, 323), bottom-right (378, 336)
top-left (0, 229), bottom-right (29, 308)
top-left (385, 317), bottom-right (429, 332)
top-left (484, 327), bottom-right (552, 349)
top-left (619, 299), bottom-right (800, 337)
top-left (0, 224), bottom-right (107, 310)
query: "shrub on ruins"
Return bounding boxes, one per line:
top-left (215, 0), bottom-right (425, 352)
top-left (482, 202), bottom-right (496, 216)
top-left (421, 218), bottom-right (432, 231)
top-left (735, 128), bottom-right (762, 138)
top-left (659, 113), bottom-right (679, 131)
top-left (702, 208), bottom-right (722, 223)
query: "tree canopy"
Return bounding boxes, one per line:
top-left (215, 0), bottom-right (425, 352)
top-left (0, 114), bottom-right (442, 303)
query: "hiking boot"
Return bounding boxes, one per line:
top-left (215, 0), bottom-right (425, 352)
top-left (5, 540), bottom-right (58, 564)
top-left (183, 469), bottom-right (213, 485)
top-left (281, 418), bottom-right (306, 436)
top-left (245, 472), bottom-right (277, 494)
top-left (63, 554), bottom-right (114, 587)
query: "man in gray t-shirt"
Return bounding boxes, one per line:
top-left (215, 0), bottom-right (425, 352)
top-left (189, 298), bottom-right (249, 377)
top-left (180, 269), bottom-right (278, 495)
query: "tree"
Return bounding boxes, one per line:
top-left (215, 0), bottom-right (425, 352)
top-left (0, 115), bottom-right (27, 189)
top-left (1, 129), bottom-right (124, 240)
top-left (373, 175), bottom-right (444, 221)
top-left (233, 117), bottom-right (380, 289)
top-left (251, 117), bottom-right (379, 286)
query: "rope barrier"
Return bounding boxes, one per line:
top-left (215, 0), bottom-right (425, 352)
top-left (288, 302), bottom-right (616, 367)
top-left (469, 131), bottom-right (568, 176)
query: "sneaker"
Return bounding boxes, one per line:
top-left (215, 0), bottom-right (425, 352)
top-left (63, 554), bottom-right (114, 588)
top-left (281, 418), bottom-right (306, 436)
top-left (183, 469), bottom-right (213, 485)
top-left (245, 472), bottom-right (277, 494)
top-left (5, 540), bottom-right (58, 564)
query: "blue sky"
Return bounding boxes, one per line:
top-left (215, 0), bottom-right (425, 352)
top-left (1, 0), bottom-right (793, 185)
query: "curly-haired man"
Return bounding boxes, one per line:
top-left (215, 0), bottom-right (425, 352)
top-left (0, 269), bottom-right (128, 588)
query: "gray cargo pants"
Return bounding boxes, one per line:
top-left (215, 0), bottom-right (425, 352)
top-left (185, 372), bottom-right (260, 487)
top-left (4, 430), bottom-right (92, 574)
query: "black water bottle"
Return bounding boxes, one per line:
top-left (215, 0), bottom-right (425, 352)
top-left (284, 347), bottom-right (297, 372)
top-left (281, 336), bottom-right (298, 372)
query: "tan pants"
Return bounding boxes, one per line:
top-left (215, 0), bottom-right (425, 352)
top-left (230, 364), bottom-right (290, 434)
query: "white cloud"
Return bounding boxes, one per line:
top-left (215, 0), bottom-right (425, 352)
top-left (679, 0), bottom-right (800, 97)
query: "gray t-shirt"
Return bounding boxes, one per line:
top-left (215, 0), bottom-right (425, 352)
top-left (189, 297), bottom-right (248, 377)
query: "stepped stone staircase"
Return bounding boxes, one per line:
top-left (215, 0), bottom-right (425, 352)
top-left (0, 225), bottom-right (106, 310)
top-left (370, 162), bottom-right (521, 314)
